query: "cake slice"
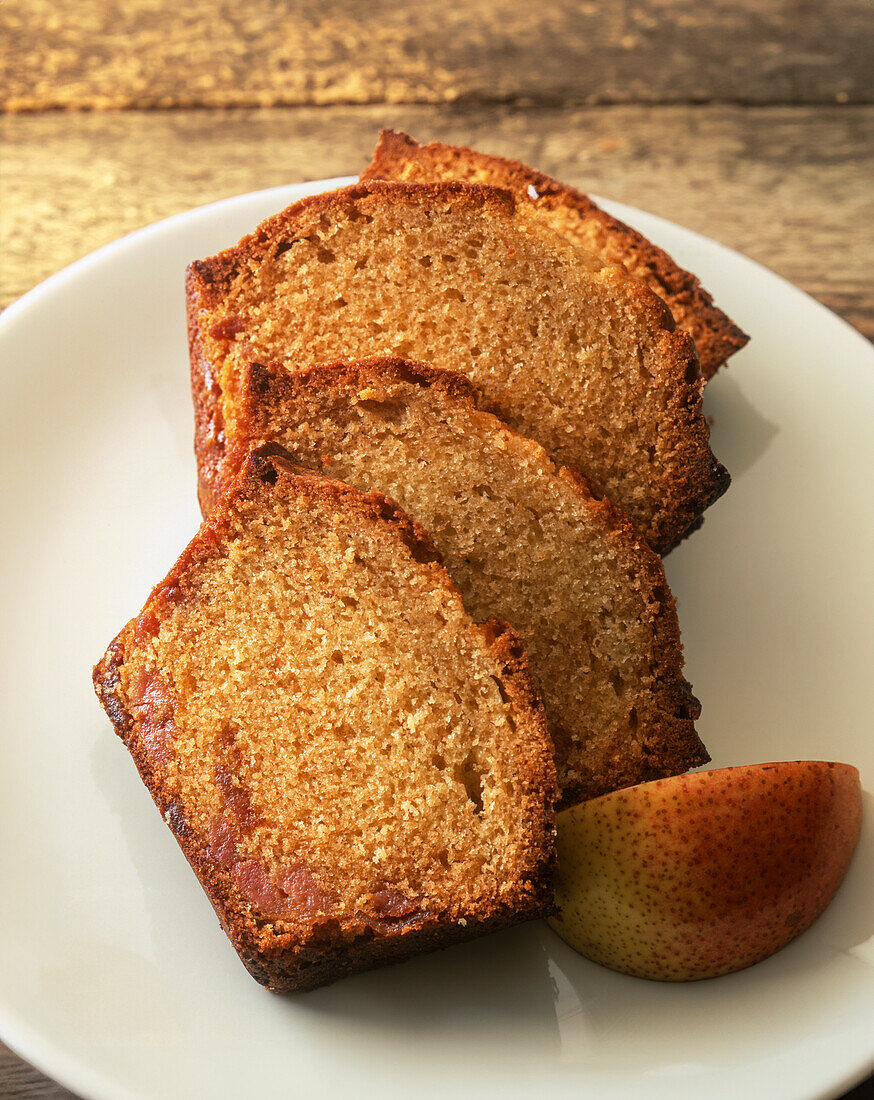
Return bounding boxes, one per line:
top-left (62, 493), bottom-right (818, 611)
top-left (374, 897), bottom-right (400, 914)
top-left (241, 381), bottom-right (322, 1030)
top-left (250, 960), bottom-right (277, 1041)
top-left (362, 130), bottom-right (748, 379)
top-left (93, 444), bottom-right (557, 993)
top-left (231, 357), bottom-right (707, 808)
top-left (186, 180), bottom-right (728, 553)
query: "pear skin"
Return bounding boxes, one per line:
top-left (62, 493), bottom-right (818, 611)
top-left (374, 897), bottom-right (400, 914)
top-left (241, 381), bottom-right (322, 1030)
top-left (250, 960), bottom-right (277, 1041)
top-left (548, 761), bottom-right (862, 980)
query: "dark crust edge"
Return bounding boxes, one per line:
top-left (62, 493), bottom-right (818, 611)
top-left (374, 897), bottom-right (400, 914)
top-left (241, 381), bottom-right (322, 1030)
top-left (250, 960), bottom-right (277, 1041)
top-left (556, 466), bottom-right (707, 806)
top-left (187, 264), bottom-right (228, 513)
top-left (234, 356), bottom-right (708, 804)
top-left (185, 177), bottom-right (728, 553)
top-left (645, 326), bottom-right (731, 555)
top-left (92, 449), bottom-right (557, 993)
top-left (188, 179), bottom-right (517, 309)
top-left (362, 129), bottom-right (749, 379)
top-left (239, 355), bottom-right (726, 559)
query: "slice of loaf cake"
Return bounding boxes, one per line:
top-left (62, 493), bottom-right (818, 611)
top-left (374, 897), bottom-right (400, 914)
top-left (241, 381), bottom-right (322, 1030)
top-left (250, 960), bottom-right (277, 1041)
top-left (186, 180), bottom-right (728, 553)
top-left (93, 444), bottom-right (557, 993)
top-left (231, 357), bottom-right (707, 808)
top-left (362, 130), bottom-right (748, 379)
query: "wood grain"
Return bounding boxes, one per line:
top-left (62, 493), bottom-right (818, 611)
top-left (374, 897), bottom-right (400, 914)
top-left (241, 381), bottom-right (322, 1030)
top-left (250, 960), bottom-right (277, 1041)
top-left (2, 0), bottom-right (873, 112)
top-left (3, 104), bottom-right (871, 340)
top-left (0, 1045), bottom-right (77, 1097)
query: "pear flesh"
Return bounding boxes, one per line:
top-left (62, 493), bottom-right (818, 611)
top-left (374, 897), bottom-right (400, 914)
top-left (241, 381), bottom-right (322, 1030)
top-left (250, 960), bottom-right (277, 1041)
top-left (548, 761), bottom-right (862, 981)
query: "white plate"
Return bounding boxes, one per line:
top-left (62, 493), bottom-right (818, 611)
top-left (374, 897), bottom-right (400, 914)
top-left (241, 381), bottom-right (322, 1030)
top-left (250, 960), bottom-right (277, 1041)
top-left (1, 177), bottom-right (872, 1100)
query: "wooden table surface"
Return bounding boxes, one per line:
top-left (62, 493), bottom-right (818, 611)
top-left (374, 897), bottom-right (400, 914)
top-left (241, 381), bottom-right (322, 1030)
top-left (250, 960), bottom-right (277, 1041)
top-left (1, 2), bottom-right (872, 1096)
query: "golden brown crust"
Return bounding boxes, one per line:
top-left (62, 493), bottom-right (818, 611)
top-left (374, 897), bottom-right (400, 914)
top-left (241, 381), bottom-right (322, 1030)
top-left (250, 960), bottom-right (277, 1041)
top-left (253, 354), bottom-right (485, 409)
top-left (236, 349), bottom-right (714, 550)
top-left (477, 617), bottom-right (561, 818)
top-left (98, 635), bottom-right (537, 994)
top-left (186, 265), bottom-right (229, 512)
top-left (237, 353), bottom-right (717, 559)
top-left (550, 461), bottom-right (707, 798)
top-left (93, 445), bottom-right (557, 993)
top-left (236, 338), bottom-right (721, 556)
top-left (207, 356), bottom-right (485, 516)
top-left (233, 358), bottom-right (708, 806)
top-left (186, 179), bottom-right (728, 553)
top-left (362, 130), bottom-right (749, 379)
top-left (243, 442), bottom-right (448, 569)
top-left (639, 326), bottom-right (731, 553)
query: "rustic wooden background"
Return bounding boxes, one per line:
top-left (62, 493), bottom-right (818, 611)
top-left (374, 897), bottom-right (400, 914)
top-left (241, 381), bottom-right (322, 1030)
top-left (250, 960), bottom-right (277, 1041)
top-left (1, 1), bottom-right (872, 1095)
top-left (2, 0), bottom-right (873, 338)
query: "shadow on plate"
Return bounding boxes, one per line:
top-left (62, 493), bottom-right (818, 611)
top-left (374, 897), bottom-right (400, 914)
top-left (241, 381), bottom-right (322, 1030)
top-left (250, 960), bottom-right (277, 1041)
top-left (704, 374), bottom-right (779, 478)
top-left (295, 920), bottom-right (560, 1049)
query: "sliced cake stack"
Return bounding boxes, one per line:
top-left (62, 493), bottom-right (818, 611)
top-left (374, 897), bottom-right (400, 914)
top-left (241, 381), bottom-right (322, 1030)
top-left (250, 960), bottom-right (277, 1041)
top-left (96, 141), bottom-right (743, 992)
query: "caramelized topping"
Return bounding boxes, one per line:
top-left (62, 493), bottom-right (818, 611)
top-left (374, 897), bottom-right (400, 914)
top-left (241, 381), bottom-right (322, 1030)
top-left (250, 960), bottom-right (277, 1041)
top-left (363, 883), bottom-right (430, 931)
top-left (214, 726), bottom-right (261, 830)
top-left (231, 857), bottom-right (336, 923)
top-left (233, 859), bottom-right (287, 916)
top-left (208, 816), bottom-right (240, 870)
top-left (127, 668), bottom-right (176, 764)
top-left (209, 314), bottom-right (247, 340)
top-left (133, 612), bottom-right (160, 647)
top-left (277, 864), bottom-right (337, 920)
top-left (369, 884), bottom-right (420, 919)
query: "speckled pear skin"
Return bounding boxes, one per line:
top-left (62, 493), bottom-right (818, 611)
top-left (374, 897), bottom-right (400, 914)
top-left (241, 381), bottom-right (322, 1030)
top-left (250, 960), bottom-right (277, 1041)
top-left (548, 761), bottom-right (862, 981)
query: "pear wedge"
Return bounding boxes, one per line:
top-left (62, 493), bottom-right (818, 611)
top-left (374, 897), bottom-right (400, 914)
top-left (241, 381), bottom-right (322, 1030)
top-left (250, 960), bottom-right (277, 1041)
top-left (548, 761), bottom-right (862, 980)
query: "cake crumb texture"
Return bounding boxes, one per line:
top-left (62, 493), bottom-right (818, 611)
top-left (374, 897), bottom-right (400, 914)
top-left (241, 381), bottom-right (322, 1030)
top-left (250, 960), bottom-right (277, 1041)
top-left (187, 179), bottom-right (728, 552)
top-left (94, 447), bottom-right (556, 992)
top-left (362, 130), bottom-right (749, 378)
top-left (233, 357), bottom-right (707, 807)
